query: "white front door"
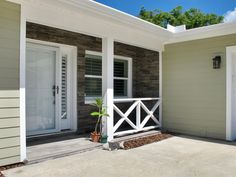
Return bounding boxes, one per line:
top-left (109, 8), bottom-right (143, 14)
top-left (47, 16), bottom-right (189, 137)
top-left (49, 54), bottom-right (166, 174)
top-left (26, 43), bottom-right (60, 136)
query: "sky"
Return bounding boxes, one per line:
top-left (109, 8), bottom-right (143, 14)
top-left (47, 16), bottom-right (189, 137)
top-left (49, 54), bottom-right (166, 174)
top-left (95, 0), bottom-right (236, 22)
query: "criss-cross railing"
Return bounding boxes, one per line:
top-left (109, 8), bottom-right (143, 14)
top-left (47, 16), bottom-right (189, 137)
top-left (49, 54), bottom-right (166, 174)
top-left (113, 98), bottom-right (161, 136)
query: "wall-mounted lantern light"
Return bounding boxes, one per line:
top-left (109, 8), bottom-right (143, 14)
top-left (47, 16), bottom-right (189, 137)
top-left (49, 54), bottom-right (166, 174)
top-left (213, 56), bottom-right (221, 69)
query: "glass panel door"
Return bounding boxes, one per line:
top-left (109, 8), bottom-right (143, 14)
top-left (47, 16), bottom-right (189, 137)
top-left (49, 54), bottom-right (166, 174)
top-left (26, 43), bottom-right (59, 136)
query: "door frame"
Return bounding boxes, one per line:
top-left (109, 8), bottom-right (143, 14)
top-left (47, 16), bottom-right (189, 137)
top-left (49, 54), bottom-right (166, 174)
top-left (25, 39), bottom-right (78, 136)
top-left (226, 46), bottom-right (236, 141)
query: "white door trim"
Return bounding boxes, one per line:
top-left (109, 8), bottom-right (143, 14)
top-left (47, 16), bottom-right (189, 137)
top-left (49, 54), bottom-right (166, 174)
top-left (226, 46), bottom-right (236, 141)
top-left (25, 39), bottom-right (78, 136)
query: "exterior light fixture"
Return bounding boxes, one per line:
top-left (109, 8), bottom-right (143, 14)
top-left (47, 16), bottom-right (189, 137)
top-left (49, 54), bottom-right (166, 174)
top-left (213, 56), bottom-right (221, 69)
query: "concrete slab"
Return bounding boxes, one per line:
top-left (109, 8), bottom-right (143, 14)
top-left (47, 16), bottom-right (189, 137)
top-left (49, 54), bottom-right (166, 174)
top-left (4, 136), bottom-right (236, 177)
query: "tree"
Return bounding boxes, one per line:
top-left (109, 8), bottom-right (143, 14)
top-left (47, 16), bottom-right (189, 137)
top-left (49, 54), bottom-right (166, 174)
top-left (139, 6), bottom-right (224, 29)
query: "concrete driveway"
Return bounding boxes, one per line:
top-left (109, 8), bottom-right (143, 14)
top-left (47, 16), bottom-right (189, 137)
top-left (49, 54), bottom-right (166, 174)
top-left (3, 136), bottom-right (236, 177)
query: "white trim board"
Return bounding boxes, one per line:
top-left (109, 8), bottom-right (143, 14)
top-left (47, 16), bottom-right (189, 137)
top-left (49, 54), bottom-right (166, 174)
top-left (86, 50), bottom-right (133, 61)
top-left (20, 3), bottom-right (27, 162)
top-left (226, 46), bottom-right (236, 141)
top-left (165, 22), bottom-right (236, 45)
top-left (159, 51), bottom-right (163, 127)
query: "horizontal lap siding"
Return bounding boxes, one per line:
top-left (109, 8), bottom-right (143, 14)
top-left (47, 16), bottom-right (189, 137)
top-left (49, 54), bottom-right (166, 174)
top-left (0, 137), bottom-right (19, 149)
top-left (163, 34), bottom-right (236, 140)
top-left (0, 1), bottom-right (20, 166)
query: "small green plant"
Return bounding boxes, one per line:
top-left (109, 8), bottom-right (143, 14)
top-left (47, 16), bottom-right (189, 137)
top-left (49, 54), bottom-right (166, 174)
top-left (90, 98), bottom-right (109, 133)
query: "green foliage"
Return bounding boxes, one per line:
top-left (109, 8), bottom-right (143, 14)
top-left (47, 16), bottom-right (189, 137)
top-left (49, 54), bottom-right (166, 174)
top-left (139, 6), bottom-right (224, 29)
top-left (90, 98), bottom-right (109, 133)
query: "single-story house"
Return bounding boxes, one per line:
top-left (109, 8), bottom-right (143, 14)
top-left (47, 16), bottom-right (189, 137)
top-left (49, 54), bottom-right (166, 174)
top-left (1, 0), bottom-right (236, 166)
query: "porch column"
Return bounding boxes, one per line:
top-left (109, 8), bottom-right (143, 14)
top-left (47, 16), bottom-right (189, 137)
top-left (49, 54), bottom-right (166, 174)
top-left (159, 51), bottom-right (163, 127)
top-left (102, 37), bottom-right (114, 141)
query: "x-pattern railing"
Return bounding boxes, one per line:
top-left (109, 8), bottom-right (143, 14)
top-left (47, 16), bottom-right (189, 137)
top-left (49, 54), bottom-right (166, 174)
top-left (113, 98), bottom-right (161, 136)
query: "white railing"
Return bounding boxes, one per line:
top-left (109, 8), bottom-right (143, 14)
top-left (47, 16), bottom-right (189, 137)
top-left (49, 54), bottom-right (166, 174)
top-left (113, 98), bottom-right (161, 136)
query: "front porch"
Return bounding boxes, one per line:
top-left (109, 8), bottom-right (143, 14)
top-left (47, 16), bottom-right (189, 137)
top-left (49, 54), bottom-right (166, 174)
top-left (21, 21), bottom-right (162, 164)
top-left (26, 133), bottom-right (102, 164)
top-left (18, 6), bottom-right (163, 164)
top-left (25, 22), bottom-right (162, 142)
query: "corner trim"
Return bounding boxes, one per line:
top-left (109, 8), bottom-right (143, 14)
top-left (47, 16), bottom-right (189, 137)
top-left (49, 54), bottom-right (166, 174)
top-left (159, 51), bottom-right (163, 127)
top-left (20, 4), bottom-right (27, 162)
top-left (226, 46), bottom-right (236, 141)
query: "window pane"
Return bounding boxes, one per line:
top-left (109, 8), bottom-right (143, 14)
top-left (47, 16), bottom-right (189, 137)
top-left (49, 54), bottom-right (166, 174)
top-left (114, 79), bottom-right (127, 96)
top-left (85, 78), bottom-right (102, 97)
top-left (85, 54), bottom-right (102, 76)
top-left (114, 59), bottom-right (128, 78)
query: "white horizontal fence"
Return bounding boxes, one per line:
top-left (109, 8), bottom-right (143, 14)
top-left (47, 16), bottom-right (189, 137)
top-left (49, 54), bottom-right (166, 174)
top-left (113, 98), bottom-right (161, 137)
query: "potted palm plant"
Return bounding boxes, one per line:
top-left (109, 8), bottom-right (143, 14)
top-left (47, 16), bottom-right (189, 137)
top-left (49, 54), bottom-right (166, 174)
top-left (90, 98), bottom-right (109, 142)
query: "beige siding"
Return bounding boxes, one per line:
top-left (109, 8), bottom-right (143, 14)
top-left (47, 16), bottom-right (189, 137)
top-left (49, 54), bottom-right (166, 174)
top-left (0, 127), bottom-right (20, 139)
top-left (0, 146), bottom-right (20, 159)
top-left (0, 156), bottom-right (20, 167)
top-left (0, 98), bottom-right (19, 108)
top-left (0, 0), bottom-right (21, 166)
top-left (0, 137), bottom-right (19, 149)
top-left (0, 108), bottom-right (19, 118)
top-left (163, 34), bottom-right (236, 140)
top-left (0, 118), bottom-right (20, 128)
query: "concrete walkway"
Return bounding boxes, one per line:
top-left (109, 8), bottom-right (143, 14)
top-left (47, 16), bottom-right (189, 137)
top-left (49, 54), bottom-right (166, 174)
top-left (3, 136), bottom-right (236, 177)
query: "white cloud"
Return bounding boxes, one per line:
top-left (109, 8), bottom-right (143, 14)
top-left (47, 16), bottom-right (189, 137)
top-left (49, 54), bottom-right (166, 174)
top-left (224, 7), bottom-right (236, 23)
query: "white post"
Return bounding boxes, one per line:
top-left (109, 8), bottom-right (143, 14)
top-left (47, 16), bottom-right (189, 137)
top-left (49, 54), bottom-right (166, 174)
top-left (102, 37), bottom-right (114, 141)
top-left (226, 47), bottom-right (233, 141)
top-left (159, 51), bottom-right (163, 127)
top-left (20, 4), bottom-right (27, 162)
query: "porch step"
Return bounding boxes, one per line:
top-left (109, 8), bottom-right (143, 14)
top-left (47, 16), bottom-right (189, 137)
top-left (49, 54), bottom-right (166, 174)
top-left (28, 144), bottom-right (102, 165)
top-left (107, 130), bottom-right (161, 151)
top-left (27, 130), bottom-right (76, 145)
top-left (26, 134), bottom-right (102, 164)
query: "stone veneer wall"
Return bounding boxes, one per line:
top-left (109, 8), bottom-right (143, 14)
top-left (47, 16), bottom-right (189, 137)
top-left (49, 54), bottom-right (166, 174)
top-left (114, 42), bottom-right (159, 98)
top-left (26, 22), bottom-right (159, 134)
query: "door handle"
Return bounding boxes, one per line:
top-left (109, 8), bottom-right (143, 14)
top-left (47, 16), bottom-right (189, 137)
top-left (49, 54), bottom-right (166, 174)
top-left (52, 85), bottom-right (56, 96)
top-left (56, 86), bottom-right (59, 94)
top-left (52, 85), bottom-right (59, 95)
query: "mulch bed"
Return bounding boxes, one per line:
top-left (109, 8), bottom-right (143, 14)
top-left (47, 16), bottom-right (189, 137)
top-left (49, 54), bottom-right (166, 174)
top-left (0, 163), bottom-right (25, 177)
top-left (0, 171), bottom-right (4, 177)
top-left (123, 133), bottom-right (172, 150)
